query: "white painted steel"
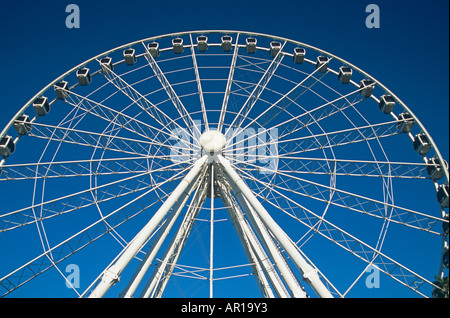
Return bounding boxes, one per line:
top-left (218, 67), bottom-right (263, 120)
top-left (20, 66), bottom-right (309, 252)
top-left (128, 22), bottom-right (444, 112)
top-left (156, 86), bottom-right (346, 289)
top-left (89, 156), bottom-right (207, 298)
top-left (217, 154), bottom-right (333, 298)
top-left (0, 31), bottom-right (447, 298)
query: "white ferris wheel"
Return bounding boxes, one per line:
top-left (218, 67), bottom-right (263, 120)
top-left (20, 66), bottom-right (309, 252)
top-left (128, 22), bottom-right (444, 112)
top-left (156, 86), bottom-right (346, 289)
top-left (0, 30), bottom-right (448, 298)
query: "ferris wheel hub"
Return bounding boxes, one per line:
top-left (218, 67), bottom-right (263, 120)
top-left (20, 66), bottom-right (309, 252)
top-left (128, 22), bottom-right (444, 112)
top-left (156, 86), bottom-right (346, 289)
top-left (199, 130), bottom-right (226, 155)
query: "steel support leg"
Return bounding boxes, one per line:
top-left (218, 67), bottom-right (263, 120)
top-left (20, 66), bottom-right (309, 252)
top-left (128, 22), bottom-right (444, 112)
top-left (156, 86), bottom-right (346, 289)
top-left (209, 164), bottom-right (215, 298)
top-left (219, 182), bottom-right (285, 298)
top-left (232, 186), bottom-right (306, 298)
top-left (217, 155), bottom-right (333, 298)
top-left (89, 156), bottom-right (207, 298)
top-left (119, 168), bottom-right (205, 298)
top-left (140, 178), bottom-right (209, 298)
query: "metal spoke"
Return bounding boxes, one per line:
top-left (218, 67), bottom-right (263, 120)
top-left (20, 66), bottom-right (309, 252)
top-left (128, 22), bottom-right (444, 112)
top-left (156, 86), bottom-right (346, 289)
top-left (28, 121), bottom-right (189, 157)
top-left (189, 34), bottom-right (209, 131)
top-left (142, 42), bottom-right (201, 140)
top-left (0, 165), bottom-right (187, 297)
top-left (100, 65), bottom-right (196, 143)
top-left (234, 161), bottom-right (444, 234)
top-left (238, 168), bottom-right (439, 297)
top-left (231, 120), bottom-right (401, 157)
top-left (224, 41), bottom-right (286, 136)
top-left (263, 156), bottom-right (431, 179)
top-left (0, 160), bottom-right (188, 232)
top-left (218, 33), bottom-right (240, 133)
top-left (63, 86), bottom-right (179, 145)
top-left (226, 83), bottom-right (366, 150)
top-left (234, 57), bottom-right (333, 138)
top-left (0, 156), bottom-right (180, 181)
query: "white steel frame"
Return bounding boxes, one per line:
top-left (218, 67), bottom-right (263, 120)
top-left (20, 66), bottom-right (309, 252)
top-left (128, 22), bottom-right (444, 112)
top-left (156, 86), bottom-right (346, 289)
top-left (88, 153), bottom-right (332, 298)
top-left (0, 30), bottom-right (448, 298)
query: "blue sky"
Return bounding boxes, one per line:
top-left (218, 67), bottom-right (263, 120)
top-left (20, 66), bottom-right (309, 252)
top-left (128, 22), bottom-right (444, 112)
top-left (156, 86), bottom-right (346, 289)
top-left (0, 0), bottom-right (448, 298)
top-left (0, 0), bottom-right (448, 157)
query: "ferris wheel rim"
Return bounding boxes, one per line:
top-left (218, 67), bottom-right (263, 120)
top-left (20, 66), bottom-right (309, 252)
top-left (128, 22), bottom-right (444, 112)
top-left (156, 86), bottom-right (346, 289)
top-left (1, 30), bottom-right (447, 183)
top-left (0, 30), bottom-right (447, 298)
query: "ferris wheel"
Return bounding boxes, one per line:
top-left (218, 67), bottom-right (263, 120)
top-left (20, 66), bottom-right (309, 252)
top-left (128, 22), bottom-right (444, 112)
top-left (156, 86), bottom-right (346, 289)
top-left (0, 30), bottom-right (448, 298)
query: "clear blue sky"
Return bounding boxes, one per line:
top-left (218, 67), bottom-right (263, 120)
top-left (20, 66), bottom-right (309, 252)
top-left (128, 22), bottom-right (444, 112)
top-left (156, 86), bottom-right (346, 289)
top-left (0, 0), bottom-right (448, 298)
top-left (0, 0), bottom-right (448, 157)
